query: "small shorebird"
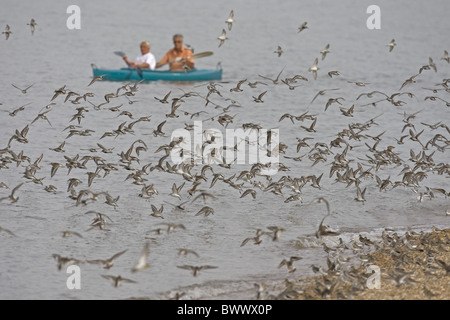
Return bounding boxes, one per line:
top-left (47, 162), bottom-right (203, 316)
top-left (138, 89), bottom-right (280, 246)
top-left (0, 183), bottom-right (24, 203)
top-left (324, 97), bottom-right (345, 111)
top-left (165, 100), bottom-right (181, 118)
top-left (87, 249), bottom-right (128, 269)
top-left (11, 83), bottom-right (34, 94)
top-left (399, 74), bottom-right (419, 91)
top-left (154, 91), bottom-right (171, 103)
top-left (310, 88), bottom-right (340, 105)
top-left (278, 256), bottom-right (302, 273)
top-left (240, 188), bottom-right (257, 199)
top-left (101, 275), bottom-right (136, 287)
top-left (52, 254), bottom-right (84, 271)
top-left (31, 110), bottom-right (53, 127)
top-left (177, 265), bottom-right (218, 277)
top-left (354, 183), bottom-right (367, 203)
top-left (86, 171), bottom-right (100, 187)
top-left (298, 21), bottom-right (308, 33)
top-left (252, 90), bottom-right (267, 103)
top-left (150, 204), bottom-right (164, 219)
top-left (50, 162), bottom-right (64, 178)
top-left (170, 182), bottom-right (185, 200)
top-left (229, 79), bottom-right (247, 92)
top-left (428, 57), bottom-right (437, 72)
top-left (164, 200), bottom-right (189, 211)
top-left (300, 117), bottom-right (317, 133)
top-left (49, 141), bottom-right (66, 153)
top-left (51, 85), bottom-right (67, 101)
top-left (61, 230), bottom-right (83, 238)
top-left (441, 50), bottom-right (449, 63)
top-left (274, 45), bottom-right (284, 57)
top-left (27, 19), bottom-right (37, 35)
top-left (217, 29), bottom-right (228, 47)
top-left (340, 104), bottom-right (355, 117)
top-left (156, 223), bottom-right (186, 234)
top-left (88, 74), bottom-right (107, 86)
top-left (320, 44), bottom-right (330, 61)
top-left (195, 206), bottom-right (215, 217)
top-left (240, 229), bottom-right (266, 247)
top-left (2, 24), bottom-right (12, 40)
top-left (258, 66), bottom-right (285, 84)
top-left (266, 226), bottom-right (285, 241)
top-left (131, 241), bottom-right (150, 272)
top-left (225, 10), bottom-right (235, 31)
top-left (308, 58), bottom-right (320, 80)
top-left (153, 120), bottom-right (167, 137)
top-left (240, 235), bottom-right (263, 247)
top-left (177, 248), bottom-right (199, 257)
top-left (386, 39), bottom-right (396, 52)
top-left (328, 70), bottom-right (340, 78)
top-left (247, 81), bottom-right (267, 88)
top-left (5, 103), bottom-right (31, 117)
top-left (315, 214), bottom-right (339, 238)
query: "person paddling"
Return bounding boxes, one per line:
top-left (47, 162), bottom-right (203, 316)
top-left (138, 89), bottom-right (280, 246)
top-left (122, 41), bottom-right (156, 70)
top-left (155, 34), bottom-right (195, 71)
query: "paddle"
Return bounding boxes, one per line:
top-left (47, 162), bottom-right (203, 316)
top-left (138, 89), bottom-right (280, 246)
top-left (159, 51), bottom-right (214, 67)
top-left (114, 51), bottom-right (143, 79)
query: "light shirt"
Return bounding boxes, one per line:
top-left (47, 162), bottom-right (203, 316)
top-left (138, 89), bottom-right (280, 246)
top-left (135, 52), bottom-right (156, 70)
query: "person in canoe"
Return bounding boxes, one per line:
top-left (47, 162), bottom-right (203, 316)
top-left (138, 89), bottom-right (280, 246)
top-left (155, 34), bottom-right (195, 71)
top-left (122, 41), bottom-right (156, 70)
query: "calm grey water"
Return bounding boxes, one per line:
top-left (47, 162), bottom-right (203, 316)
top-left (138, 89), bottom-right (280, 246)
top-left (0, 0), bottom-right (449, 300)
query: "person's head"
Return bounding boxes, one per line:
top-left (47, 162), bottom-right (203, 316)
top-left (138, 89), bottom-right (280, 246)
top-left (173, 34), bottom-right (184, 50)
top-left (140, 41), bottom-right (150, 54)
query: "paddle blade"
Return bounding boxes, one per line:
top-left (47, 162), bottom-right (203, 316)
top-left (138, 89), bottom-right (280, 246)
top-left (191, 51), bottom-right (214, 59)
top-left (114, 51), bottom-right (126, 57)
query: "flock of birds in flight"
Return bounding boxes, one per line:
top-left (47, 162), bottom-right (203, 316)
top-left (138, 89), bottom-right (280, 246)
top-left (1, 9), bottom-right (450, 299)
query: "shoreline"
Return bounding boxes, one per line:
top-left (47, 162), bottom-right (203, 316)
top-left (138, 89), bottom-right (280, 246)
top-left (281, 226), bottom-right (450, 300)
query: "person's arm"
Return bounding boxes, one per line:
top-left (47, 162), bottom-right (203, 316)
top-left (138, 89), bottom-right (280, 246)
top-left (122, 56), bottom-right (135, 68)
top-left (155, 52), bottom-right (170, 69)
top-left (184, 58), bottom-right (195, 70)
top-left (182, 50), bottom-right (195, 69)
top-left (123, 56), bottom-right (150, 69)
top-left (136, 62), bottom-right (150, 69)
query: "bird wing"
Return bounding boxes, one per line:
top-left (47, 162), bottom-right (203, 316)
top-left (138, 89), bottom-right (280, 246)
top-left (157, 120), bottom-right (166, 131)
top-left (11, 183), bottom-right (24, 197)
top-left (110, 249), bottom-right (128, 261)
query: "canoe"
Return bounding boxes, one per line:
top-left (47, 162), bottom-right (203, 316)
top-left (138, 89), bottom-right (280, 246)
top-left (91, 65), bottom-right (223, 82)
